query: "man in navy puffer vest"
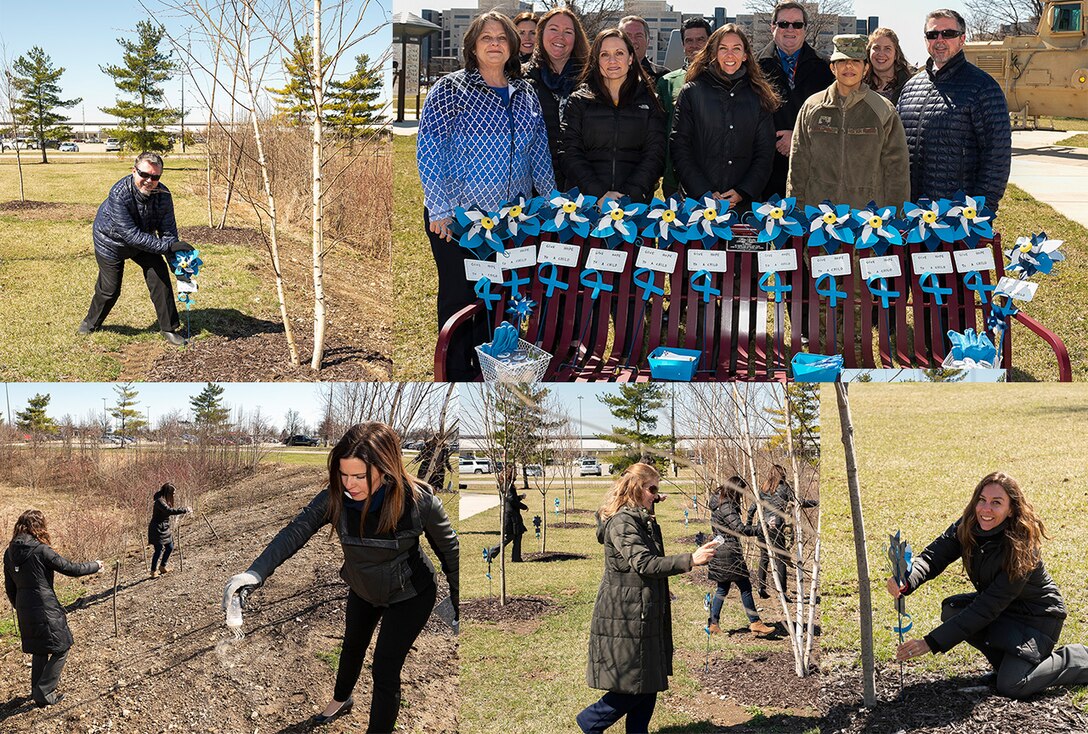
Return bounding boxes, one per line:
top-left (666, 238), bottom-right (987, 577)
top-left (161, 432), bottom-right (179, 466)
top-left (79, 152), bottom-right (193, 346)
top-left (897, 9), bottom-right (1011, 208)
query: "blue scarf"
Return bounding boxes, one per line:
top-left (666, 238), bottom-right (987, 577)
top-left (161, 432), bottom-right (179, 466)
top-left (344, 485), bottom-right (387, 515)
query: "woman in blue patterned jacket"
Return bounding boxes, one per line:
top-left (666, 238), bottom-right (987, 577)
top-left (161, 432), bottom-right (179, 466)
top-left (417, 11), bottom-right (554, 380)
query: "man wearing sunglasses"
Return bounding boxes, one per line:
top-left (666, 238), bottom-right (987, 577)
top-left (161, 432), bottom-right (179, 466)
top-left (80, 152), bottom-right (194, 345)
top-left (756, 1), bottom-right (834, 200)
top-left (897, 8), bottom-right (1011, 208)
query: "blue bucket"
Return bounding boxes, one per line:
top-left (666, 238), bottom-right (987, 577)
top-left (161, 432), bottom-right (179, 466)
top-left (648, 347), bottom-right (701, 381)
top-left (791, 353), bottom-right (843, 382)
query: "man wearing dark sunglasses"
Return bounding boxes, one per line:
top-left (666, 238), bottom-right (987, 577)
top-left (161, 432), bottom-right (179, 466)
top-left (756, 1), bottom-right (834, 200)
top-left (897, 8), bottom-right (1011, 208)
top-left (80, 151), bottom-right (194, 346)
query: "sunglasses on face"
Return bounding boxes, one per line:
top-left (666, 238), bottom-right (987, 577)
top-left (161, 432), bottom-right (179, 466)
top-left (925, 29), bottom-right (963, 40)
top-left (774, 21), bottom-right (805, 29)
top-left (134, 168), bottom-right (162, 181)
top-left (646, 485), bottom-right (659, 494)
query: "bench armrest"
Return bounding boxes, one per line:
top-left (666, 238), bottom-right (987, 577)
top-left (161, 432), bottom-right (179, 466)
top-left (1012, 311), bottom-right (1072, 382)
top-left (434, 301), bottom-right (484, 381)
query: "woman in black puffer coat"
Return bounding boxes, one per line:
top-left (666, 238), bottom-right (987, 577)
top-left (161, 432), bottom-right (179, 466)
top-left (707, 477), bottom-right (774, 636)
top-left (4, 510), bottom-right (102, 707)
top-left (891, 471), bottom-right (1088, 699)
top-left (560, 28), bottom-right (665, 203)
top-left (670, 24), bottom-right (779, 205)
top-left (147, 482), bottom-right (191, 578)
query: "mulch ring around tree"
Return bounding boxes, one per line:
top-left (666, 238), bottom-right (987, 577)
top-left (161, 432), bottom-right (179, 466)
top-left (461, 595), bottom-right (558, 626)
top-left (693, 647), bottom-right (820, 710)
top-left (0, 199), bottom-right (97, 221)
top-left (547, 521), bottom-right (593, 529)
top-left (819, 664), bottom-right (1088, 733)
top-left (521, 551), bottom-right (589, 562)
top-left (181, 225), bottom-right (265, 249)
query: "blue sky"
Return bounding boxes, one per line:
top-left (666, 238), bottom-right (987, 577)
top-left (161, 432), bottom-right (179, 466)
top-left (0, 0), bottom-right (392, 124)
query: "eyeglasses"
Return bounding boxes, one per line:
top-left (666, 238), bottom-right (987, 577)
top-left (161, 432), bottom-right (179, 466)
top-left (774, 21), bottom-right (805, 29)
top-left (134, 168), bottom-right (162, 182)
top-left (924, 29), bottom-right (963, 40)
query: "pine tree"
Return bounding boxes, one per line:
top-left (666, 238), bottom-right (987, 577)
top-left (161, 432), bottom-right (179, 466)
top-left (326, 53), bottom-right (382, 136)
top-left (190, 383), bottom-right (230, 428)
top-left (110, 383), bottom-right (146, 443)
top-left (764, 383), bottom-right (820, 465)
top-left (266, 35), bottom-right (330, 126)
top-left (15, 393), bottom-right (57, 435)
top-left (9, 47), bottom-right (81, 164)
top-left (100, 21), bottom-right (179, 152)
top-left (598, 385), bottom-right (669, 472)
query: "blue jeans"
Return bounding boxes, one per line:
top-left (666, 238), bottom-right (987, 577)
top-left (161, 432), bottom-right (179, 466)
top-left (709, 579), bottom-right (759, 624)
top-left (150, 542), bottom-right (173, 573)
top-left (576, 691), bottom-right (657, 733)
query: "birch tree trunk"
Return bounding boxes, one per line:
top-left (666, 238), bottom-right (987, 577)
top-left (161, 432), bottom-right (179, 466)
top-left (309, 0), bottom-right (328, 370)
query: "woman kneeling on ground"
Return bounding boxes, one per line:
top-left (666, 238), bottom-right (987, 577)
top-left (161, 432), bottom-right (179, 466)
top-left (577, 462), bottom-right (719, 733)
top-left (890, 471), bottom-right (1088, 698)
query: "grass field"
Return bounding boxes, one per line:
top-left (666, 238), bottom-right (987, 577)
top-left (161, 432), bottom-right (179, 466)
top-left (1056, 133), bottom-right (1088, 149)
top-left (458, 475), bottom-right (819, 734)
top-left (819, 383), bottom-right (1088, 699)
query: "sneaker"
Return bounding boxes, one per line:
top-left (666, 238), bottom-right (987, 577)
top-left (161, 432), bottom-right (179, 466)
top-left (35, 693), bottom-right (64, 708)
top-left (77, 321), bottom-right (95, 335)
top-left (161, 331), bottom-right (187, 346)
top-left (708, 623), bottom-right (722, 634)
top-left (749, 621), bottom-right (775, 636)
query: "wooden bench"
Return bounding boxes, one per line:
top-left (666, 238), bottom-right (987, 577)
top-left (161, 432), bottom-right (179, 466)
top-left (435, 226), bottom-right (1071, 382)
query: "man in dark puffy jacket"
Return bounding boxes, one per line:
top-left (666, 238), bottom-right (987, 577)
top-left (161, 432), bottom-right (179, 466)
top-left (78, 152), bottom-right (194, 345)
top-left (897, 9), bottom-right (1011, 207)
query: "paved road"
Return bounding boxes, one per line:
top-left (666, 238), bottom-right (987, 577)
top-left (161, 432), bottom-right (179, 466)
top-left (1009, 130), bottom-right (1088, 230)
top-left (459, 491), bottom-right (500, 520)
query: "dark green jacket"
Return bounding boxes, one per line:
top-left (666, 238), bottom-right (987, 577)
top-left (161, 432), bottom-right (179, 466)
top-left (586, 507), bottom-right (692, 694)
top-left (656, 67), bottom-right (687, 195)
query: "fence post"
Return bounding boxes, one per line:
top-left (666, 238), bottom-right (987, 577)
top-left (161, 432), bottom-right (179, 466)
top-left (112, 561), bottom-right (120, 637)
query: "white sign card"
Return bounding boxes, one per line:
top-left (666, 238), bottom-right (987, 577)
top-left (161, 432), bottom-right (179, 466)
top-left (585, 248), bottom-right (628, 273)
top-left (496, 244), bottom-right (537, 271)
top-left (859, 255), bottom-right (902, 280)
top-left (177, 280), bottom-right (198, 293)
top-left (537, 240), bottom-right (580, 268)
top-left (996, 277), bottom-right (1038, 302)
top-left (464, 259), bottom-right (503, 283)
top-left (757, 248), bottom-right (798, 273)
top-left (911, 251), bottom-right (954, 275)
top-left (687, 249), bottom-right (728, 273)
top-left (811, 252), bottom-right (852, 278)
top-left (953, 248), bottom-right (996, 273)
top-left (635, 246), bottom-right (679, 274)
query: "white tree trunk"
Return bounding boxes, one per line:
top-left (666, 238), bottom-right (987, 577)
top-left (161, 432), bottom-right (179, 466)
top-left (309, 0), bottom-right (327, 371)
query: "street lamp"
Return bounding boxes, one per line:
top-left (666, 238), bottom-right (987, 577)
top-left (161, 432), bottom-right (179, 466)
top-left (577, 396), bottom-right (584, 456)
top-left (102, 397), bottom-right (108, 436)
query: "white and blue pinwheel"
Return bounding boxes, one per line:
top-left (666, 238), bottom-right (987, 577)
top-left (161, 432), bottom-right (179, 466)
top-left (853, 204), bottom-right (903, 256)
top-left (752, 195), bottom-right (805, 248)
top-left (685, 194), bottom-right (736, 247)
top-left (804, 201), bottom-right (857, 254)
top-left (1006, 232), bottom-right (1065, 277)
top-left (642, 196), bottom-right (693, 245)
top-left (454, 206), bottom-right (507, 256)
top-left (945, 328), bottom-right (998, 368)
top-left (902, 198), bottom-right (957, 251)
top-left (591, 198), bottom-right (648, 247)
top-left (945, 193), bottom-right (995, 247)
top-left (499, 196), bottom-right (544, 246)
top-left (542, 189), bottom-right (595, 241)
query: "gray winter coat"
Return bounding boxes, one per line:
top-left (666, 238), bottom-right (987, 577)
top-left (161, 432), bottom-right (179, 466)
top-left (586, 507), bottom-right (692, 694)
top-left (247, 486), bottom-right (459, 608)
top-left (4, 535), bottom-right (99, 654)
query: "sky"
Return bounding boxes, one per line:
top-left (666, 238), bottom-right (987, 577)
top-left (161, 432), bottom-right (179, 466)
top-left (0, 0), bottom-right (392, 125)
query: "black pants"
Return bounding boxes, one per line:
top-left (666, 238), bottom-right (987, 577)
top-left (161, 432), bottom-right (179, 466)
top-left (425, 210), bottom-right (486, 381)
top-left (576, 691), bottom-right (657, 733)
top-left (334, 583), bottom-right (437, 733)
top-left (503, 529), bottom-right (524, 562)
top-left (150, 541), bottom-right (173, 573)
top-left (31, 648), bottom-right (68, 705)
top-left (756, 525), bottom-right (788, 596)
top-left (84, 250), bottom-right (180, 333)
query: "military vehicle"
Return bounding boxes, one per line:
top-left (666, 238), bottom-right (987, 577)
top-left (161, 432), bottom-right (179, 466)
top-left (963, 0), bottom-right (1088, 120)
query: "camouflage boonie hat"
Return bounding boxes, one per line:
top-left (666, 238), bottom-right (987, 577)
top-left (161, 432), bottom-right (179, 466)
top-left (830, 34), bottom-right (867, 62)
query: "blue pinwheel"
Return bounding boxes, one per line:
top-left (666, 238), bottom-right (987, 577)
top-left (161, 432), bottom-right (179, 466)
top-left (454, 206), bottom-right (506, 257)
top-left (902, 198), bottom-right (957, 251)
top-left (1006, 232), bottom-right (1065, 277)
top-left (945, 193), bottom-right (995, 247)
top-left (887, 530), bottom-right (914, 692)
top-left (169, 248), bottom-right (203, 308)
top-left (853, 204), bottom-right (903, 256)
top-left (804, 201), bottom-right (857, 255)
top-left (506, 294), bottom-right (537, 329)
top-left (752, 195), bottom-right (805, 249)
top-left (499, 195), bottom-right (544, 246)
top-left (591, 198), bottom-right (648, 247)
top-left (642, 195), bottom-right (693, 246)
top-left (541, 189), bottom-right (596, 242)
top-left (684, 194), bottom-right (736, 247)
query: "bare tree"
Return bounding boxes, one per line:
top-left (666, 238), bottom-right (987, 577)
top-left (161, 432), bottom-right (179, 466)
top-left (0, 42), bottom-right (26, 201)
top-left (539, 0), bottom-right (625, 37)
top-left (746, 0), bottom-right (856, 50)
top-left (964, 0), bottom-right (1043, 39)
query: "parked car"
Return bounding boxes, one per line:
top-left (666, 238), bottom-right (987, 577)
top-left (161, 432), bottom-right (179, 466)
top-left (458, 457), bottom-right (491, 474)
top-left (524, 464), bottom-right (544, 476)
top-left (103, 434), bottom-right (134, 445)
top-left (105, 137), bottom-right (121, 152)
top-left (284, 434), bottom-right (319, 447)
top-left (59, 142), bottom-right (79, 152)
top-left (577, 458), bottom-right (603, 476)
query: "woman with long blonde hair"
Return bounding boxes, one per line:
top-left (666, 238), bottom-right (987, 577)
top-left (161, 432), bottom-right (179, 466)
top-left (889, 472), bottom-right (1088, 697)
top-left (577, 463), bottom-right (719, 732)
top-left (864, 27), bottom-right (914, 104)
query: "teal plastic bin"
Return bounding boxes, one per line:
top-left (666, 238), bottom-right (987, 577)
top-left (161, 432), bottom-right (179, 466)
top-left (791, 353), bottom-right (843, 382)
top-left (648, 347), bottom-right (701, 381)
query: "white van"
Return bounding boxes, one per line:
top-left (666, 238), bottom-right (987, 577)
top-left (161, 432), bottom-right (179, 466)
top-left (459, 457), bottom-right (491, 474)
top-left (577, 458), bottom-right (603, 476)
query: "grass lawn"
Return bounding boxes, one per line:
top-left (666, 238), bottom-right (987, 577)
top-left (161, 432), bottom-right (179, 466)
top-left (458, 478), bottom-right (819, 734)
top-left (1056, 133), bottom-right (1088, 149)
top-left (819, 383), bottom-right (1088, 702)
top-left (392, 134), bottom-right (1087, 381)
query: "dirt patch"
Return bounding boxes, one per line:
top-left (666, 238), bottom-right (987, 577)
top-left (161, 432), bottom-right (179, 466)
top-left (0, 200), bottom-right (97, 221)
top-left (693, 647), bottom-right (820, 710)
top-left (819, 664), bottom-right (1088, 733)
top-left (548, 521), bottom-right (592, 529)
top-left (461, 595), bottom-right (558, 632)
top-left (664, 688), bottom-right (821, 733)
top-left (181, 225), bottom-right (264, 249)
top-left (522, 551), bottom-right (589, 563)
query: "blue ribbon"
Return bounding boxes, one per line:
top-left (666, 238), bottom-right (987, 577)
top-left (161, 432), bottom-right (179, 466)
top-left (963, 271), bottom-right (996, 304)
top-left (690, 269), bottom-right (720, 304)
top-left (537, 262), bottom-right (569, 298)
top-left (474, 277), bottom-right (501, 311)
top-left (893, 611), bottom-right (914, 636)
top-left (919, 271), bottom-right (952, 306)
top-left (503, 271), bottom-right (531, 298)
top-left (579, 268), bottom-right (613, 300)
top-left (633, 268), bottom-right (664, 301)
top-left (986, 297), bottom-right (1020, 332)
top-left (758, 272), bottom-right (792, 303)
top-left (865, 276), bottom-right (900, 310)
top-left (814, 273), bottom-right (848, 308)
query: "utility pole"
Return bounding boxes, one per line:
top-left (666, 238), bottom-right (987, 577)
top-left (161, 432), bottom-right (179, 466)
top-left (670, 385), bottom-right (677, 477)
top-left (577, 396), bottom-right (583, 455)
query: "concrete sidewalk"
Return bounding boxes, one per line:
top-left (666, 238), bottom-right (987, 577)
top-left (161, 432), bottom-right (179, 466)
top-left (1009, 130), bottom-right (1088, 229)
top-left (459, 491), bottom-right (499, 520)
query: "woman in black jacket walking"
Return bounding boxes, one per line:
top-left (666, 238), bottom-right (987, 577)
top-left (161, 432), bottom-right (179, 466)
top-left (147, 482), bottom-right (191, 578)
top-left (4, 510), bottom-right (102, 707)
top-left (577, 463), bottom-right (719, 733)
top-left (559, 28), bottom-right (665, 203)
top-left (746, 464), bottom-right (818, 599)
top-left (891, 472), bottom-right (1088, 699)
top-left (707, 477), bottom-right (774, 636)
top-left (500, 465), bottom-right (528, 562)
top-left (222, 422), bottom-right (459, 729)
top-left (670, 24), bottom-right (779, 205)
